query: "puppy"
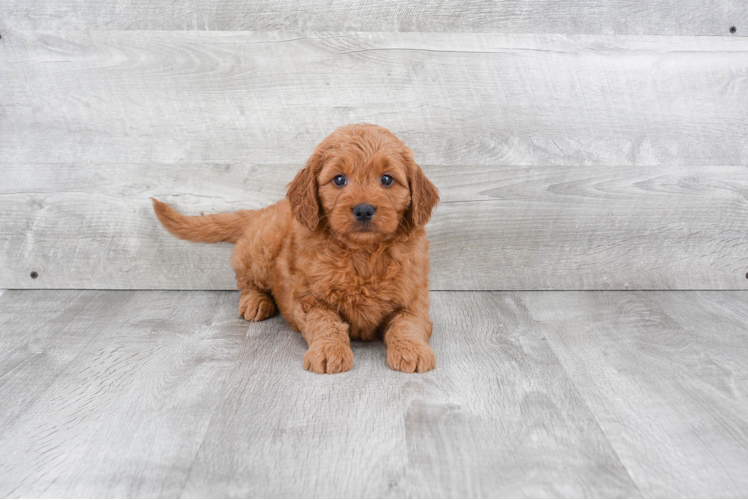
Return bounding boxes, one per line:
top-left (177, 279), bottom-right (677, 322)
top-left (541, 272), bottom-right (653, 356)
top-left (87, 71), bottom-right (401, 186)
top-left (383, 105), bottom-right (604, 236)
top-left (152, 124), bottom-right (439, 374)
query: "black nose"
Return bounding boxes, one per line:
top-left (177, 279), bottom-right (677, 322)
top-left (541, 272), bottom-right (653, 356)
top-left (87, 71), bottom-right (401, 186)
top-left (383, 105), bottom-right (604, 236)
top-left (353, 204), bottom-right (375, 222)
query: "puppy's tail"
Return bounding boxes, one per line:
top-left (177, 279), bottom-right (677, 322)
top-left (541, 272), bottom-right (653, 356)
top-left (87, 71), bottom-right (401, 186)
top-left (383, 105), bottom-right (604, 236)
top-left (152, 198), bottom-right (253, 244)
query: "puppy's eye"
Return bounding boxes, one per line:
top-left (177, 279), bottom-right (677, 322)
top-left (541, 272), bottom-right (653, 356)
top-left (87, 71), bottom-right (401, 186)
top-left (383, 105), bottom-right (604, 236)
top-left (333, 174), bottom-right (347, 187)
top-left (381, 174), bottom-right (394, 186)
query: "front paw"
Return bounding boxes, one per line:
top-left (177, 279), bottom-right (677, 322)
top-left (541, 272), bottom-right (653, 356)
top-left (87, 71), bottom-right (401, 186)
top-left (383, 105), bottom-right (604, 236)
top-left (303, 341), bottom-right (354, 374)
top-left (387, 340), bottom-right (436, 373)
top-left (238, 289), bottom-right (276, 322)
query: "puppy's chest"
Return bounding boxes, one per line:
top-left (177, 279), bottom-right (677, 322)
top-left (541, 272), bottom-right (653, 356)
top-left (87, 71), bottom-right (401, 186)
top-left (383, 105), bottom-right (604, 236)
top-left (312, 255), bottom-right (408, 316)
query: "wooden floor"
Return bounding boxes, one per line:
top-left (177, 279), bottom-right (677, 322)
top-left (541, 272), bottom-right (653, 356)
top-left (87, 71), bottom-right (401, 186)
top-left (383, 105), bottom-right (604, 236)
top-left (0, 290), bottom-right (746, 498)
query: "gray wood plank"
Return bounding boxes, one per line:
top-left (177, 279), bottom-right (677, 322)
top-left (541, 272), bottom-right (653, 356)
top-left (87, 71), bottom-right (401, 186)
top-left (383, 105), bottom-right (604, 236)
top-left (0, 290), bottom-right (246, 498)
top-left (2, 162), bottom-right (748, 290)
top-left (519, 291), bottom-right (748, 497)
top-left (181, 291), bottom-right (638, 497)
top-left (0, 0), bottom-right (743, 35)
top-left (3, 290), bottom-right (747, 496)
top-left (0, 291), bottom-right (133, 431)
top-left (179, 315), bottom-right (415, 497)
top-left (2, 31), bottom-right (747, 168)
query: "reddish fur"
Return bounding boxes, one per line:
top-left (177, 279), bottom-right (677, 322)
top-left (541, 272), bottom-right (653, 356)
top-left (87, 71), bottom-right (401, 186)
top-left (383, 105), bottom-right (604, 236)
top-left (151, 200), bottom-right (254, 244)
top-left (153, 124), bottom-right (439, 374)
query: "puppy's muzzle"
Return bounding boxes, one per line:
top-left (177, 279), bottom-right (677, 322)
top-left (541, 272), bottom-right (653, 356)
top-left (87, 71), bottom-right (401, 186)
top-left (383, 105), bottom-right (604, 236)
top-left (353, 204), bottom-right (375, 223)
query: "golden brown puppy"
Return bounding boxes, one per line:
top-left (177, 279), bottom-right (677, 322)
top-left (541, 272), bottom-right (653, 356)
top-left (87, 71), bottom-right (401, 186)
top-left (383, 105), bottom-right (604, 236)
top-left (152, 124), bottom-right (439, 374)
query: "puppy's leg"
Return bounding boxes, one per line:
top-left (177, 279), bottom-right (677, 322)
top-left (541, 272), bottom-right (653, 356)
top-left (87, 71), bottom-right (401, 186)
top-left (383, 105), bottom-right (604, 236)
top-left (233, 241), bottom-right (277, 321)
top-left (384, 308), bottom-right (436, 373)
top-left (229, 205), bottom-right (287, 322)
top-left (238, 288), bottom-right (277, 322)
top-left (299, 301), bottom-right (354, 374)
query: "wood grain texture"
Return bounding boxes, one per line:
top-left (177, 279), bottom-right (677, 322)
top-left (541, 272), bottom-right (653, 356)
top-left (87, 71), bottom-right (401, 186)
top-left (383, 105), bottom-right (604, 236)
top-left (399, 292), bottom-right (639, 497)
top-left (3, 290), bottom-right (747, 497)
top-left (180, 291), bottom-right (638, 497)
top-left (2, 31), bottom-right (748, 168)
top-left (2, 162), bottom-right (748, 290)
top-left (0, 291), bottom-right (246, 497)
top-left (0, 0), bottom-right (744, 35)
top-left (0, 291), bottom-right (131, 431)
top-left (519, 290), bottom-right (748, 497)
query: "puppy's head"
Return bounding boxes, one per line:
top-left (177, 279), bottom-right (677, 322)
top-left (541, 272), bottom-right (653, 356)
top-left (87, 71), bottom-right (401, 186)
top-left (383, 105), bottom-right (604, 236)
top-left (287, 124), bottom-right (439, 244)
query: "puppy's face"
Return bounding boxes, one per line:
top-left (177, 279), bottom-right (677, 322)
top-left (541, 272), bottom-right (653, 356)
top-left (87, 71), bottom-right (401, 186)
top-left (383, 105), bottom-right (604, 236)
top-left (317, 145), bottom-right (411, 244)
top-left (287, 124), bottom-right (439, 244)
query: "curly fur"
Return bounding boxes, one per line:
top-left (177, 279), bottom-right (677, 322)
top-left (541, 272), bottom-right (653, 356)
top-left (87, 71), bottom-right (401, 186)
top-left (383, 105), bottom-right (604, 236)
top-left (153, 124), bottom-right (439, 374)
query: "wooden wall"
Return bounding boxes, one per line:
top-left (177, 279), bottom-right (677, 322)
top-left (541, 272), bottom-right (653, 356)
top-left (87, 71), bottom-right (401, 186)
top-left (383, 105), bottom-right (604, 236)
top-left (1, 2), bottom-right (746, 290)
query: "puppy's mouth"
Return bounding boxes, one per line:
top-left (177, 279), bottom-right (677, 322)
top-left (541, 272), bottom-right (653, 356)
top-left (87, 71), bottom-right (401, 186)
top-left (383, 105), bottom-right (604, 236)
top-left (345, 221), bottom-right (384, 241)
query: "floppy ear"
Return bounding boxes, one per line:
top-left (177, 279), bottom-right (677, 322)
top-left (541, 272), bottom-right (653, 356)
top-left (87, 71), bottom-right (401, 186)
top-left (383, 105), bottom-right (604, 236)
top-left (287, 151), bottom-right (323, 231)
top-left (405, 157), bottom-right (440, 230)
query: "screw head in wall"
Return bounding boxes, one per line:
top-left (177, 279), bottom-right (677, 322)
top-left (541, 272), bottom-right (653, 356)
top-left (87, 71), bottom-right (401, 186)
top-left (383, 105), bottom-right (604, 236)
top-left (30, 271), bottom-right (38, 279)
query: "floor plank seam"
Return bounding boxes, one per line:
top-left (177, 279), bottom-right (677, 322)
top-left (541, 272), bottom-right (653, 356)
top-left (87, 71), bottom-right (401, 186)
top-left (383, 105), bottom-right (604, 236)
top-left (0, 292), bottom-right (135, 436)
top-left (177, 324), bottom-right (250, 498)
top-left (513, 292), bottom-right (646, 497)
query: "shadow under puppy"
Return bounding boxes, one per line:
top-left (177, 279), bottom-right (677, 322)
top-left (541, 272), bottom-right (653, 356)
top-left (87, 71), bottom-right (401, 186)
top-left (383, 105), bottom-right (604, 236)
top-left (153, 124), bottom-right (439, 374)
